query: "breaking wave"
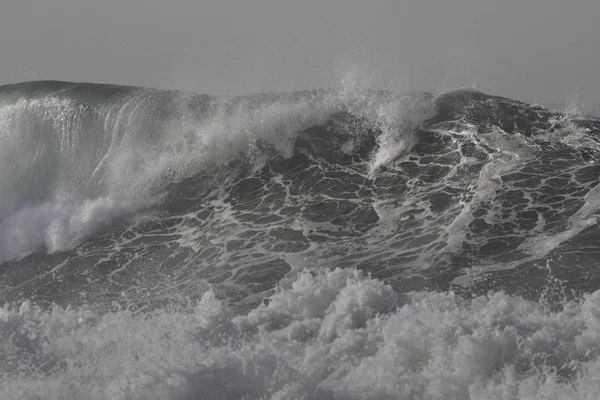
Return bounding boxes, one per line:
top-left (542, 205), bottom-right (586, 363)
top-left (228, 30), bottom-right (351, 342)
top-left (3, 81), bottom-right (600, 399)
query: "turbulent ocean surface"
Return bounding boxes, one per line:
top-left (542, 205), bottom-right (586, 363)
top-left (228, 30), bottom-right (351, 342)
top-left (2, 81), bottom-right (600, 399)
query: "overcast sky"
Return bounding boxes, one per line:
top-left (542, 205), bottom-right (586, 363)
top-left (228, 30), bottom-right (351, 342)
top-left (1, 0), bottom-right (599, 103)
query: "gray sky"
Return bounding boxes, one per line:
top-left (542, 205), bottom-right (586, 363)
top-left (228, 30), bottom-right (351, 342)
top-left (1, 0), bottom-right (599, 103)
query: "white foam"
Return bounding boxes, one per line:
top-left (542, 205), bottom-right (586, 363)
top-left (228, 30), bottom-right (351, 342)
top-left (444, 127), bottom-right (530, 253)
top-left (520, 182), bottom-right (600, 258)
top-left (0, 196), bottom-right (156, 263)
top-left (2, 268), bottom-right (600, 400)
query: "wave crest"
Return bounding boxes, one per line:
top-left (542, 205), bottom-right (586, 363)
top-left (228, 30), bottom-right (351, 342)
top-left (0, 82), bottom-right (433, 262)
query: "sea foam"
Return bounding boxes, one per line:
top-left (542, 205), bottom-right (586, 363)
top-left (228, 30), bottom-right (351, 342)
top-left (2, 268), bottom-right (600, 400)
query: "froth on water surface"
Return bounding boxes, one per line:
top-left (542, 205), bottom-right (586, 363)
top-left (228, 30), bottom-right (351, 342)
top-left (3, 268), bottom-right (600, 400)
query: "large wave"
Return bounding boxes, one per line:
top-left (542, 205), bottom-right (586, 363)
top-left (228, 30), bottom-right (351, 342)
top-left (3, 82), bottom-right (600, 308)
top-left (0, 81), bottom-right (432, 263)
top-left (3, 81), bottom-right (600, 399)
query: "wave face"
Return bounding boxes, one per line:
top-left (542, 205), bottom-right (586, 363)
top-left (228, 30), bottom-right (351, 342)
top-left (2, 81), bottom-right (600, 399)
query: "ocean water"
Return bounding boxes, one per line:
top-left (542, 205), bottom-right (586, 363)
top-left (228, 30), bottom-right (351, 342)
top-left (2, 81), bottom-right (600, 399)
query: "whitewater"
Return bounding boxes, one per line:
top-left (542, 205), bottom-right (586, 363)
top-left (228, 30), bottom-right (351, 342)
top-left (2, 80), bottom-right (600, 399)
